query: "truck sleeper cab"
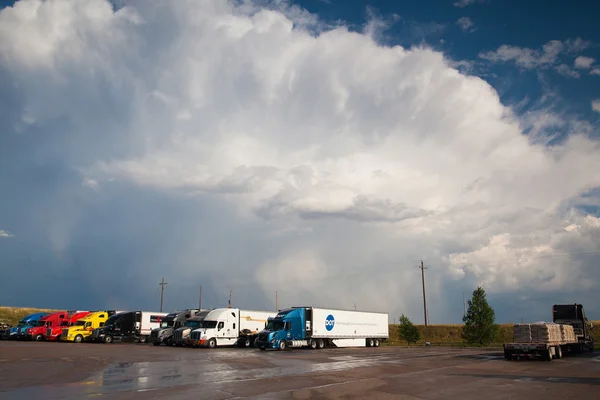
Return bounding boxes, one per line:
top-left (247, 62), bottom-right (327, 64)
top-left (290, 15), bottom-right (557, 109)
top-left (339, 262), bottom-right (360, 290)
top-left (91, 311), bottom-right (167, 344)
top-left (149, 309), bottom-right (198, 346)
top-left (189, 308), bottom-right (275, 348)
top-left (25, 311), bottom-right (69, 341)
top-left (172, 311), bottom-right (210, 346)
top-left (13, 313), bottom-right (49, 340)
top-left (61, 311), bottom-right (120, 343)
top-left (256, 307), bottom-right (389, 351)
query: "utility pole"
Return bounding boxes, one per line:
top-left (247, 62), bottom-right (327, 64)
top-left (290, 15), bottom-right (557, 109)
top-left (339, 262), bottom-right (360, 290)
top-left (228, 288), bottom-right (232, 308)
top-left (276, 290), bottom-right (278, 311)
top-left (463, 292), bottom-right (467, 317)
top-left (419, 261), bottom-right (428, 326)
top-left (199, 285), bottom-right (202, 311)
top-left (158, 278), bottom-right (168, 312)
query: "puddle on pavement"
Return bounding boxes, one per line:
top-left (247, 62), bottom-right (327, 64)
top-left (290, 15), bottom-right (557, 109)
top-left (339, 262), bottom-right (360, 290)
top-left (0, 353), bottom-right (389, 399)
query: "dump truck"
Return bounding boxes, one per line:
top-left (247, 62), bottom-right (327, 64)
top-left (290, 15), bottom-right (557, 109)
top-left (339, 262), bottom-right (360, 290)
top-left (255, 306), bottom-right (389, 351)
top-left (503, 303), bottom-right (594, 361)
top-left (148, 309), bottom-right (199, 346)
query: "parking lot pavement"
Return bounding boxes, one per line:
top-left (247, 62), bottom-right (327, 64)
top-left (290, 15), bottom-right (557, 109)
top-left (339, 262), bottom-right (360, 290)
top-left (1, 341), bottom-right (599, 399)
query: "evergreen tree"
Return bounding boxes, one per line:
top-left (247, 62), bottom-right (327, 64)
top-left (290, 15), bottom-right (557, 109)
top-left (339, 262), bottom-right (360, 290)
top-left (462, 286), bottom-right (499, 345)
top-left (398, 314), bottom-right (421, 345)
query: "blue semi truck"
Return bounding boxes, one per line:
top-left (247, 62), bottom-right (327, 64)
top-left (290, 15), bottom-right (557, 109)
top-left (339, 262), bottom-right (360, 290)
top-left (255, 306), bottom-right (389, 351)
top-left (8, 312), bottom-right (49, 340)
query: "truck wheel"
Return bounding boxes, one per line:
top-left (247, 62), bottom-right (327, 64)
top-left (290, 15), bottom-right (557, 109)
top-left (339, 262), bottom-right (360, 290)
top-left (374, 339), bottom-right (380, 347)
top-left (367, 338), bottom-right (374, 347)
top-left (555, 346), bottom-right (562, 359)
top-left (259, 346), bottom-right (266, 351)
top-left (242, 338), bottom-right (251, 348)
top-left (104, 336), bottom-right (113, 344)
top-left (278, 340), bottom-right (286, 351)
top-left (207, 338), bottom-right (217, 348)
top-left (139, 336), bottom-right (147, 344)
top-left (543, 349), bottom-right (552, 361)
top-left (74, 335), bottom-right (83, 343)
top-left (309, 340), bottom-right (317, 350)
top-left (35, 334), bottom-right (43, 341)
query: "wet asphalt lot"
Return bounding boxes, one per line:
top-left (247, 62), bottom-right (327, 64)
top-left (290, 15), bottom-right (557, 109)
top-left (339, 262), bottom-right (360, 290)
top-left (1, 341), bottom-right (599, 399)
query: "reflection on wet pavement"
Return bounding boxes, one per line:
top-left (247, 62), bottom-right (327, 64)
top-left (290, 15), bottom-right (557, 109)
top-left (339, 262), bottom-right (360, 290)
top-left (0, 350), bottom-right (399, 399)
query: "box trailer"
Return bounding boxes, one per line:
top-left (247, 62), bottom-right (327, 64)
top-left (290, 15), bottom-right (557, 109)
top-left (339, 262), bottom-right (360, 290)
top-left (188, 308), bottom-right (276, 348)
top-left (255, 306), bottom-right (389, 351)
top-left (91, 311), bottom-right (168, 343)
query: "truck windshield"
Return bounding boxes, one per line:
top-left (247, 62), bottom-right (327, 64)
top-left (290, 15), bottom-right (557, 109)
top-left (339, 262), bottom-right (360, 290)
top-left (186, 320), bottom-right (203, 328)
top-left (203, 321), bottom-right (218, 329)
top-left (32, 320), bottom-right (45, 327)
top-left (266, 320), bottom-right (285, 331)
top-left (17, 321), bottom-right (26, 327)
top-left (160, 321), bottom-right (174, 328)
top-left (74, 321), bottom-right (86, 326)
top-left (105, 315), bottom-right (120, 326)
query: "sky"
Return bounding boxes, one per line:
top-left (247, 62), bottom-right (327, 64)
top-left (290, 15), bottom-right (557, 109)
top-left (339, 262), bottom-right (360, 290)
top-left (1, 0), bottom-right (599, 324)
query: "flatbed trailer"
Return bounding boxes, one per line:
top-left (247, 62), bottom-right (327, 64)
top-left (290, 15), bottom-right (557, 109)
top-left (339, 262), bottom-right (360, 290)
top-left (503, 340), bottom-right (580, 361)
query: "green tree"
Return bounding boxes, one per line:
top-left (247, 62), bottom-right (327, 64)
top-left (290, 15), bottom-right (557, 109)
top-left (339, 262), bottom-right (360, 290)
top-left (462, 286), bottom-right (499, 345)
top-left (398, 314), bottom-right (421, 345)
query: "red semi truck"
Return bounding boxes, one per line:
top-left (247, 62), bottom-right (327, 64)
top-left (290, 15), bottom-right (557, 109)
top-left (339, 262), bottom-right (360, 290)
top-left (43, 311), bottom-right (91, 341)
top-left (25, 311), bottom-right (89, 341)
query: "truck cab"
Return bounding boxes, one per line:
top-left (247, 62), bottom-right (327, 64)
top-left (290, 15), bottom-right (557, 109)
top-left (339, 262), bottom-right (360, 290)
top-left (256, 308), bottom-right (304, 350)
top-left (61, 311), bottom-right (120, 343)
top-left (13, 313), bottom-right (49, 340)
top-left (24, 311), bottom-right (69, 341)
top-left (172, 310), bottom-right (210, 346)
top-left (45, 311), bottom-right (91, 341)
top-left (91, 311), bottom-right (167, 343)
top-left (189, 308), bottom-right (240, 347)
top-left (552, 303), bottom-right (595, 352)
top-left (149, 309), bottom-right (198, 346)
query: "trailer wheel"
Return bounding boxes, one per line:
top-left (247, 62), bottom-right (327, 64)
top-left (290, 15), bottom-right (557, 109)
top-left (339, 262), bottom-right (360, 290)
top-left (374, 339), bottom-right (380, 347)
top-left (317, 339), bottom-right (325, 349)
top-left (503, 349), bottom-right (511, 360)
top-left (207, 338), bottom-right (217, 348)
top-left (367, 338), bottom-right (374, 347)
top-left (74, 335), bottom-right (83, 343)
top-left (104, 336), bottom-right (113, 344)
top-left (309, 340), bottom-right (317, 350)
top-left (543, 349), bottom-right (552, 361)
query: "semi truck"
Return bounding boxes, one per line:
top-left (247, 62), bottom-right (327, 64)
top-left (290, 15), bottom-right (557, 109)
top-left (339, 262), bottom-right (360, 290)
top-left (255, 307), bottom-right (389, 351)
top-left (44, 311), bottom-right (91, 341)
top-left (60, 310), bottom-right (124, 343)
top-left (91, 311), bottom-right (168, 343)
top-left (149, 309), bottom-right (199, 346)
top-left (12, 312), bottom-right (49, 340)
top-left (24, 310), bottom-right (74, 341)
top-left (503, 303), bottom-right (594, 361)
top-left (188, 308), bottom-right (276, 348)
top-left (172, 310), bottom-right (211, 346)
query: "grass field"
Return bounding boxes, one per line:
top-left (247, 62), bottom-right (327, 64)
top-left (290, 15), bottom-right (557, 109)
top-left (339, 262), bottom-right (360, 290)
top-left (2, 306), bottom-right (598, 348)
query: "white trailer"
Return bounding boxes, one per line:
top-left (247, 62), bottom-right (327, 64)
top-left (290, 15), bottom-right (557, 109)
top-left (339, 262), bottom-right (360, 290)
top-left (189, 308), bottom-right (276, 348)
top-left (256, 306), bottom-right (389, 350)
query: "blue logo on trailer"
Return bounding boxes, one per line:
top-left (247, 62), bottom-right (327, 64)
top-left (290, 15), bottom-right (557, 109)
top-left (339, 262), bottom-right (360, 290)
top-left (325, 314), bottom-right (335, 331)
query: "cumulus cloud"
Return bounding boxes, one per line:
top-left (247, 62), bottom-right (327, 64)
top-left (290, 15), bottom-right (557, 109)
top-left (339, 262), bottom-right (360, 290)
top-left (574, 56), bottom-right (595, 69)
top-left (1, 0), bottom-right (599, 321)
top-left (591, 68), bottom-right (600, 76)
top-left (0, 229), bottom-right (14, 238)
top-left (479, 38), bottom-right (590, 71)
top-left (593, 100), bottom-right (600, 113)
top-left (456, 17), bottom-right (475, 33)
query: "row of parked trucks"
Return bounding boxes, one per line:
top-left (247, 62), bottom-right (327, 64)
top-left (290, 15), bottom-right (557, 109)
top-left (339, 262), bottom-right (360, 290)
top-left (4, 306), bottom-right (390, 350)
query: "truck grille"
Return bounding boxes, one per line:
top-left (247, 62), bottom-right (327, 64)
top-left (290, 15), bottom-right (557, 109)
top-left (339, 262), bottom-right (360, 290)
top-left (150, 330), bottom-right (158, 338)
top-left (92, 330), bottom-right (99, 338)
top-left (190, 331), bottom-right (201, 341)
top-left (61, 329), bottom-right (68, 338)
top-left (258, 334), bottom-right (268, 342)
top-left (174, 331), bottom-right (182, 340)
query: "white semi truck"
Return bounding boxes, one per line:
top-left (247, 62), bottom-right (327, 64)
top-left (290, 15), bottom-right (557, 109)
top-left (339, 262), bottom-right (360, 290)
top-left (189, 308), bottom-right (276, 348)
top-left (255, 306), bottom-right (389, 350)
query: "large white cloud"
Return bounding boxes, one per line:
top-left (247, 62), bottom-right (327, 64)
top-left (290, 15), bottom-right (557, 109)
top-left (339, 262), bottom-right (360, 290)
top-left (1, 0), bottom-right (599, 322)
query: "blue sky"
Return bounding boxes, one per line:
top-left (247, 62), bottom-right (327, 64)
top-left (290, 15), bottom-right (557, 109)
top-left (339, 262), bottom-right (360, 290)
top-left (0, 0), bottom-right (599, 324)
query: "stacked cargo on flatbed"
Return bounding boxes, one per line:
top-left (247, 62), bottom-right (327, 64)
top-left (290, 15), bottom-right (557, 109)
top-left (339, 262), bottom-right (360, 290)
top-left (504, 303), bottom-right (594, 361)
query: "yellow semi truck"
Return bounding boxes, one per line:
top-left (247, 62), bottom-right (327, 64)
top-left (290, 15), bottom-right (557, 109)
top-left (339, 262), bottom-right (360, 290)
top-left (60, 310), bottom-right (123, 343)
